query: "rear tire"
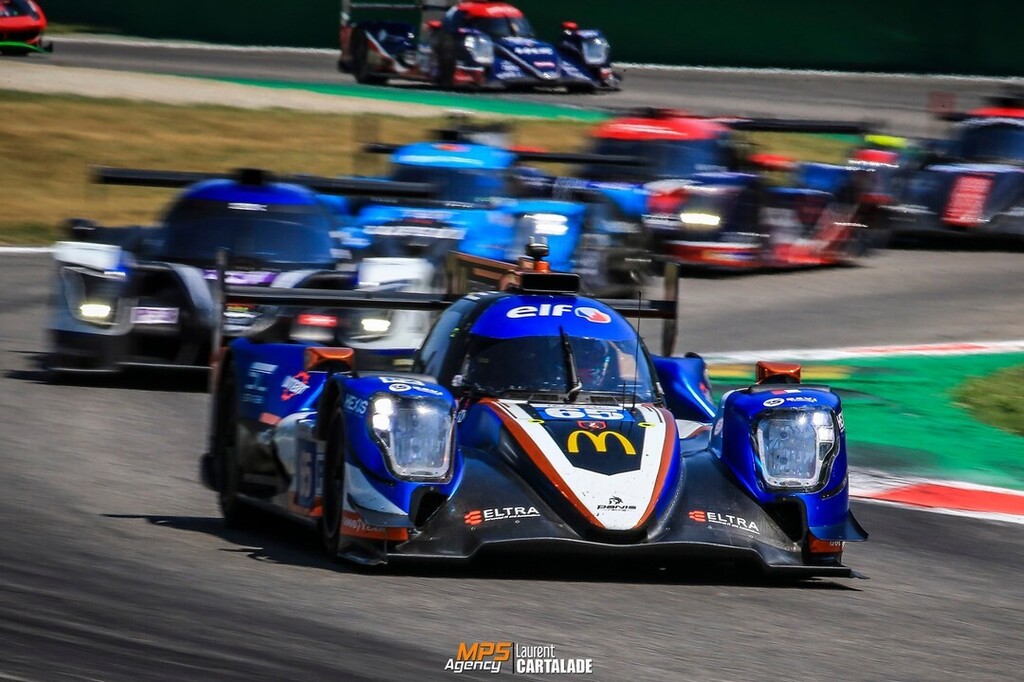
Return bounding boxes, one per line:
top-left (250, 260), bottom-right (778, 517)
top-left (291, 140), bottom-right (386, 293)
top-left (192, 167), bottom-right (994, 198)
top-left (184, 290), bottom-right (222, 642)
top-left (320, 406), bottom-right (347, 557)
top-left (351, 30), bottom-right (389, 86)
top-left (215, 373), bottom-right (262, 529)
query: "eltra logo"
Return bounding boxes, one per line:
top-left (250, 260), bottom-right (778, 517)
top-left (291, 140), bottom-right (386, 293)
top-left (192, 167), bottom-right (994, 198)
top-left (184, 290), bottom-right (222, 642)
top-left (688, 510), bottom-right (707, 522)
top-left (574, 306), bottom-right (611, 324)
top-left (464, 510), bottom-right (483, 526)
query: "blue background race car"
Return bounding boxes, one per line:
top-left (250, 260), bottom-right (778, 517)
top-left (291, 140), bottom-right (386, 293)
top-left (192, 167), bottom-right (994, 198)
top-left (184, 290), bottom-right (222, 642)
top-left (337, 0), bottom-right (619, 91)
top-left (49, 167), bottom-right (435, 372)
top-left (200, 249), bottom-right (866, 575)
top-left (881, 95), bottom-right (1024, 242)
top-left (327, 137), bottom-right (647, 295)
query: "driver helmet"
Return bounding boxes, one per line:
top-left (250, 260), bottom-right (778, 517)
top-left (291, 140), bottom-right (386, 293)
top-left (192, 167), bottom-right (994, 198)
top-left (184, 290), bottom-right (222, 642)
top-left (575, 337), bottom-right (615, 388)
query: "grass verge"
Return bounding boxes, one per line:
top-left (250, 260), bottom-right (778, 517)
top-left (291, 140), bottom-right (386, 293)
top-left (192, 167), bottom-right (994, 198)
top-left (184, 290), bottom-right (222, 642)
top-left (0, 89), bottom-right (856, 244)
top-left (955, 365), bottom-right (1024, 437)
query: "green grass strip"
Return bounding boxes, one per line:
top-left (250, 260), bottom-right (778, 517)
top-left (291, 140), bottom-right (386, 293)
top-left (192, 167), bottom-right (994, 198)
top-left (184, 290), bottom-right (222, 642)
top-left (956, 365), bottom-right (1024, 437)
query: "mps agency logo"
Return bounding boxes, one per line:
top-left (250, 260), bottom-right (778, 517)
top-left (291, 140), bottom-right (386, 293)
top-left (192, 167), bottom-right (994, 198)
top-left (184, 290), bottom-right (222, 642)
top-left (445, 642), bottom-right (594, 675)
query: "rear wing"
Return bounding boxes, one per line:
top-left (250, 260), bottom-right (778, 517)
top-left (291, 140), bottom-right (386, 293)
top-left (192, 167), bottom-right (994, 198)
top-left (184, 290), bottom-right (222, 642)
top-left (92, 166), bottom-right (436, 199)
top-left (214, 251), bottom-right (681, 355)
top-left (362, 142), bottom-right (647, 168)
top-left (721, 118), bottom-right (872, 135)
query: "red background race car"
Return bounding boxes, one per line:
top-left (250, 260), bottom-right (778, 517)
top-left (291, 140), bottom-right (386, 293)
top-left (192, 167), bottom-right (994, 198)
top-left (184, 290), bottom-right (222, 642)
top-left (0, 0), bottom-right (52, 55)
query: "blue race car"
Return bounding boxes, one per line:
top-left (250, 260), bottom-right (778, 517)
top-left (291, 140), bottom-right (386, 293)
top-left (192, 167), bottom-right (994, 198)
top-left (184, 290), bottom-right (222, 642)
top-left (329, 136), bottom-right (647, 295)
top-left (881, 95), bottom-right (1024, 241)
top-left (337, 0), bottom-right (619, 92)
top-left (49, 167), bottom-right (434, 372)
top-left (199, 246), bottom-right (866, 575)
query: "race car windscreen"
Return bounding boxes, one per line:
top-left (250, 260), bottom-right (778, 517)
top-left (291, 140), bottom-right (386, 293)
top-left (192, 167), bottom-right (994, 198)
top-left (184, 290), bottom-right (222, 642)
top-left (959, 123), bottom-right (1024, 164)
top-left (460, 334), bottom-right (656, 401)
top-left (467, 16), bottom-right (534, 38)
top-left (154, 200), bottom-right (336, 266)
top-left (391, 165), bottom-right (506, 204)
top-left (581, 139), bottom-right (728, 180)
top-left (0, 0), bottom-right (34, 17)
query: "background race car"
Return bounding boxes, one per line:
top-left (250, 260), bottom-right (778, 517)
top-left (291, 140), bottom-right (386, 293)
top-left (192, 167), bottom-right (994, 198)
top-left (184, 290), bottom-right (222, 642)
top-left (330, 127), bottom-right (647, 295)
top-left (0, 0), bottom-right (51, 54)
top-left (200, 248), bottom-right (865, 574)
top-left (338, 0), bottom-right (618, 91)
top-left (881, 92), bottom-right (1024, 242)
top-left (547, 109), bottom-right (877, 270)
top-left (49, 167), bottom-right (436, 373)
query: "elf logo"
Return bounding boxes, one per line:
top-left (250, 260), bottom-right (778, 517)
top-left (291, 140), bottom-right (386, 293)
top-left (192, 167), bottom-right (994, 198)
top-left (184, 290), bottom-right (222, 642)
top-left (505, 303), bottom-right (610, 323)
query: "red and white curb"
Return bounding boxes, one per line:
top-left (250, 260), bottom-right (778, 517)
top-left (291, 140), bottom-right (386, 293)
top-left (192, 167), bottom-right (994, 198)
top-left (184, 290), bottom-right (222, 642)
top-left (852, 470), bottom-right (1024, 525)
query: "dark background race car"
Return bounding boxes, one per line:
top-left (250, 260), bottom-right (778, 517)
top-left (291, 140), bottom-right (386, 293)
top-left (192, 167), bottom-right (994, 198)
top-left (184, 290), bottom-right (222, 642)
top-left (880, 93), bottom-right (1024, 242)
top-left (541, 109), bottom-right (876, 270)
top-left (338, 0), bottom-right (618, 91)
top-left (0, 0), bottom-right (52, 54)
top-left (49, 167), bottom-right (434, 372)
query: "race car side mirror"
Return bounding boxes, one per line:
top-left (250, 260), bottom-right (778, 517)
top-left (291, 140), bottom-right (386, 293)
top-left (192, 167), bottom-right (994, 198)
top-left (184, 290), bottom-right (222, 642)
top-left (305, 346), bottom-right (355, 374)
top-left (755, 361), bottom-right (802, 384)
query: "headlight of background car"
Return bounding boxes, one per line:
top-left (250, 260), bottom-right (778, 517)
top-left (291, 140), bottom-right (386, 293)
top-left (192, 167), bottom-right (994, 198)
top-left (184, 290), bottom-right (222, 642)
top-left (61, 266), bottom-right (126, 325)
top-left (753, 408), bottom-right (837, 490)
top-left (368, 394), bottom-right (454, 480)
top-left (514, 213), bottom-right (569, 247)
top-left (464, 33), bottom-right (494, 65)
top-left (582, 37), bottom-right (609, 65)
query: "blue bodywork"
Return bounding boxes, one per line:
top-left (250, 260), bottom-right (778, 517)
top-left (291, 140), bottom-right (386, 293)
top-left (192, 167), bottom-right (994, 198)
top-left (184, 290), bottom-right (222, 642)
top-left (331, 142), bottom-right (596, 272)
top-left (49, 176), bottom-right (350, 370)
top-left (204, 284), bottom-right (865, 573)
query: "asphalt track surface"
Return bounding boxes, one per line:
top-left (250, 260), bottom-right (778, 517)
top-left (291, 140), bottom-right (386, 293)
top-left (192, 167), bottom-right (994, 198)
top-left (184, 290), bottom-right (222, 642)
top-left (2, 251), bottom-right (1023, 681)
top-left (44, 37), bottom-right (1023, 136)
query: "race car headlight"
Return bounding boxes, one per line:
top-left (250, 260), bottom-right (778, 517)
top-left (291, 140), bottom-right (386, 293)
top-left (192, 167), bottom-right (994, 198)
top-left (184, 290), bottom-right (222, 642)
top-left (753, 409), bottom-right (837, 490)
top-left (368, 394), bottom-right (454, 480)
top-left (61, 266), bottom-right (125, 325)
top-left (678, 212), bottom-right (722, 228)
top-left (464, 33), bottom-right (494, 65)
top-left (582, 37), bottom-right (610, 65)
top-left (519, 213), bottom-right (569, 237)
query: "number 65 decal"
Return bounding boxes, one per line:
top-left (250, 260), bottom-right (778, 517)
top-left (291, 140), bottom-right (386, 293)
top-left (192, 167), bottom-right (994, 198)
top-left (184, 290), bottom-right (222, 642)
top-left (542, 406), bottom-right (626, 421)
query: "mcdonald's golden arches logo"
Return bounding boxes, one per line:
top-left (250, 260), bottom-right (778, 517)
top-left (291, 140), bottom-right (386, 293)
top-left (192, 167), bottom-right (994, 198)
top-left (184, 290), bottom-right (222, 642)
top-left (567, 430), bottom-right (636, 455)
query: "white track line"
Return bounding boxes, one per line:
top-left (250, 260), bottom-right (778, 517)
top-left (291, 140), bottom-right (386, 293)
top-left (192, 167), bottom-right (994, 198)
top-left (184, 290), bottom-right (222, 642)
top-left (0, 246), bottom-right (53, 254)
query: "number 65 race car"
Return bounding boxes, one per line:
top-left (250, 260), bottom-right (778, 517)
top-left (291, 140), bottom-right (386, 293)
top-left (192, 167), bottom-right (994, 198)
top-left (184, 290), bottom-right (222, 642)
top-left (200, 245), bottom-right (866, 575)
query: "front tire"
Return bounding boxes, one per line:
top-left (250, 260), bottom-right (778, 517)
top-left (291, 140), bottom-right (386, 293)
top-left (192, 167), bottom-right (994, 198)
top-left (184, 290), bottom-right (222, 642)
top-left (320, 406), bottom-right (347, 557)
top-left (351, 30), bottom-right (389, 86)
top-left (215, 372), bottom-right (262, 529)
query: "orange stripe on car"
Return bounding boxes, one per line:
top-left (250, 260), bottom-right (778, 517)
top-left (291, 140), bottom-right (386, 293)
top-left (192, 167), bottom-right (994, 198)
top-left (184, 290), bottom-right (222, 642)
top-left (483, 399), bottom-right (605, 528)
